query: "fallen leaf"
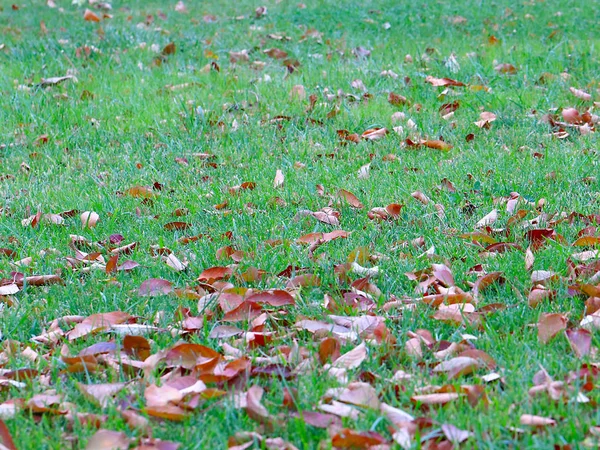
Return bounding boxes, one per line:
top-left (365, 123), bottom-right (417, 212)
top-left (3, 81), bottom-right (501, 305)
top-left (83, 9), bottom-right (101, 23)
top-left (331, 429), bottom-right (387, 448)
top-left (570, 87), bottom-right (592, 101)
top-left (85, 429), bottom-right (129, 450)
top-left (520, 414), bottom-right (556, 427)
top-left (495, 63), bottom-right (517, 74)
top-left (138, 278), bottom-right (173, 297)
top-left (273, 170), bottom-right (284, 188)
top-left (433, 356), bottom-right (480, 379)
top-left (538, 313), bottom-right (567, 343)
top-left (332, 342), bottom-right (367, 369)
top-left (0, 419), bottom-right (16, 450)
top-left (81, 211), bottom-right (100, 228)
top-left (476, 209), bottom-right (497, 228)
top-left (425, 76), bottom-right (465, 87)
top-left (566, 328), bottom-right (592, 357)
top-left (338, 189), bottom-right (364, 209)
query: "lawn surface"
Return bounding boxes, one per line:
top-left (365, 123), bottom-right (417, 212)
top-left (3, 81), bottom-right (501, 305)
top-left (1, 0), bottom-right (600, 448)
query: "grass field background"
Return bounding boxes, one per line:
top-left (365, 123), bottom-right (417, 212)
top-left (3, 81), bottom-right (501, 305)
top-left (0, 0), bottom-right (599, 448)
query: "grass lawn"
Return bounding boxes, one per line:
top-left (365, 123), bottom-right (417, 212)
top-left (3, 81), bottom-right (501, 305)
top-left (1, 0), bottom-right (599, 448)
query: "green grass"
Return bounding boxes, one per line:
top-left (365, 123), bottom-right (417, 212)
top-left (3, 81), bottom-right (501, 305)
top-left (0, 0), bottom-right (599, 448)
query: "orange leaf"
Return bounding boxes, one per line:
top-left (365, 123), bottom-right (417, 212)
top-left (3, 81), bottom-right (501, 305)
top-left (573, 236), bottom-right (600, 246)
top-left (83, 9), bottom-right (101, 22)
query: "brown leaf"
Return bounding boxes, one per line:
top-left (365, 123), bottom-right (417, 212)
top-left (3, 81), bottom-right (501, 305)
top-left (525, 247), bottom-right (535, 271)
top-left (433, 357), bottom-right (480, 379)
top-left (337, 382), bottom-right (380, 409)
top-left (570, 87), bottom-right (592, 101)
top-left (319, 337), bottom-right (341, 365)
top-left (331, 429), bottom-right (387, 449)
top-left (263, 48), bottom-right (288, 59)
top-left (85, 429), bottom-right (129, 450)
top-left (425, 76), bottom-right (465, 87)
top-left (246, 385), bottom-right (271, 424)
top-left (566, 328), bottom-right (592, 357)
top-left (138, 278), bottom-right (173, 297)
top-left (494, 63), bottom-right (517, 74)
top-left (120, 410), bottom-right (150, 431)
top-left (78, 383), bottom-right (127, 408)
top-left (411, 393), bottom-right (461, 406)
top-left (162, 42), bottom-right (176, 56)
top-left (367, 203), bottom-right (402, 221)
top-left (388, 92), bottom-right (408, 106)
top-left (332, 342), bottom-right (367, 369)
top-left (337, 189), bottom-right (364, 209)
top-left (361, 128), bottom-right (388, 140)
top-left (538, 313), bottom-right (567, 343)
top-left (562, 107), bottom-right (582, 124)
top-left (520, 414), bottom-right (556, 427)
top-left (297, 230), bottom-right (349, 245)
top-left (294, 411), bottom-right (341, 429)
top-left (0, 419), bottom-right (17, 450)
top-left (83, 9), bottom-right (101, 22)
top-left (164, 221), bottom-right (191, 231)
top-left (123, 335), bottom-right (151, 360)
top-left (25, 274), bottom-right (64, 287)
top-left (411, 191), bottom-right (430, 205)
top-left (105, 254), bottom-right (118, 274)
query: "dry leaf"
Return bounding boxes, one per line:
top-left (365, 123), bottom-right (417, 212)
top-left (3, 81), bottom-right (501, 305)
top-left (83, 9), bottom-right (101, 22)
top-left (273, 170), bottom-right (284, 188)
top-left (538, 313), bottom-right (567, 343)
top-left (332, 342), bottom-right (367, 369)
top-left (81, 211), bottom-right (100, 228)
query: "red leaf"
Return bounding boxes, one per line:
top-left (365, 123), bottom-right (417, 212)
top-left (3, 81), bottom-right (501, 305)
top-left (246, 290), bottom-right (295, 307)
top-left (197, 266), bottom-right (233, 283)
top-left (223, 301), bottom-right (263, 322)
